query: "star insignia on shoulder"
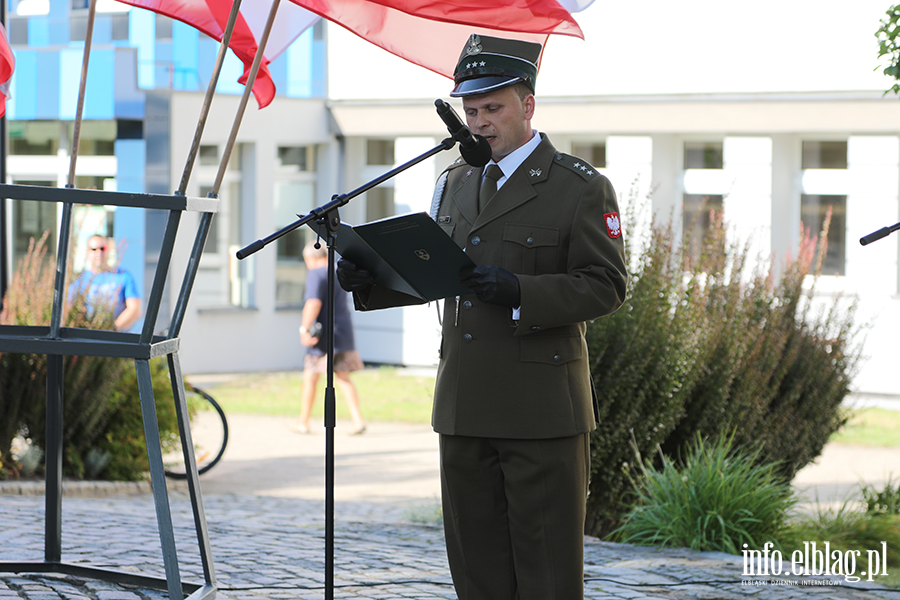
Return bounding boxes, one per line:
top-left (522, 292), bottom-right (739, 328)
top-left (573, 162), bottom-right (582, 169)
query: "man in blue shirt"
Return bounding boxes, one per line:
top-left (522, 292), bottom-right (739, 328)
top-left (70, 234), bottom-right (142, 332)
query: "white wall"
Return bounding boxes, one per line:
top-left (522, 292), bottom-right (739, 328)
top-left (166, 93), bottom-right (335, 374)
top-left (327, 1), bottom-right (896, 100)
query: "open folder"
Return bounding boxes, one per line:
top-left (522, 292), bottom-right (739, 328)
top-left (334, 212), bottom-right (475, 301)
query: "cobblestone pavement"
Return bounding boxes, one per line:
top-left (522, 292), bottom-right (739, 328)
top-left (2, 492), bottom-right (899, 600)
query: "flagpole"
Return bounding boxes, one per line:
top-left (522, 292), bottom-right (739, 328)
top-left (209, 0), bottom-right (279, 196)
top-left (0, 0), bottom-right (7, 311)
top-left (175, 0), bottom-right (243, 196)
top-left (66, 0), bottom-right (97, 188)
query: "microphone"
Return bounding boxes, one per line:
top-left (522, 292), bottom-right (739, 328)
top-left (860, 223), bottom-right (900, 245)
top-left (434, 99), bottom-right (492, 167)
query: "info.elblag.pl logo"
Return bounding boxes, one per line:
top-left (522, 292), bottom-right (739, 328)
top-left (743, 542), bottom-right (889, 583)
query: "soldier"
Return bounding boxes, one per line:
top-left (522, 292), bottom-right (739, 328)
top-left (338, 34), bottom-right (628, 600)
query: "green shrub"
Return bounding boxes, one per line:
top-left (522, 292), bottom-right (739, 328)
top-left (0, 233), bottom-right (180, 481)
top-left (586, 198), bottom-right (861, 538)
top-left (782, 499), bottom-right (900, 571)
top-left (616, 434), bottom-right (797, 554)
top-left (862, 478), bottom-right (900, 516)
top-left (97, 357), bottom-right (179, 481)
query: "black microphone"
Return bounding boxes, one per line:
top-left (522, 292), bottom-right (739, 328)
top-left (860, 222), bottom-right (900, 245)
top-left (434, 99), bottom-right (492, 167)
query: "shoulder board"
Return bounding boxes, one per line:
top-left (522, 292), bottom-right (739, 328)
top-left (444, 157), bottom-right (469, 172)
top-left (554, 153), bottom-right (602, 181)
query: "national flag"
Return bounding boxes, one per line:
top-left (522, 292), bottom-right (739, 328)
top-left (0, 23), bottom-right (15, 118)
top-left (115, 0), bottom-right (318, 108)
top-left (286, 0), bottom-right (591, 79)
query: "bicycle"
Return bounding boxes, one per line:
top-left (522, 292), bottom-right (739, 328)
top-left (163, 383), bottom-right (229, 479)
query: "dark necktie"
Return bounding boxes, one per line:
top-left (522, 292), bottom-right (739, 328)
top-left (478, 164), bottom-right (503, 212)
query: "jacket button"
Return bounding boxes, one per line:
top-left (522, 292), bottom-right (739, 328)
top-left (471, 236), bottom-right (481, 246)
top-left (553, 354), bottom-right (562, 363)
top-left (462, 301), bottom-right (472, 310)
top-left (526, 236), bottom-right (535, 245)
top-left (463, 333), bottom-right (473, 343)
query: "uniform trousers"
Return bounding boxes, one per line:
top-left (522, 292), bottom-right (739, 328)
top-left (439, 432), bottom-right (590, 600)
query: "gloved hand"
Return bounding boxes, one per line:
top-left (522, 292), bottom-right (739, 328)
top-left (459, 265), bottom-right (521, 307)
top-left (337, 258), bottom-right (375, 292)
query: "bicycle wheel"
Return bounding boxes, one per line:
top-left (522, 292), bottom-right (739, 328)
top-left (163, 386), bottom-right (229, 479)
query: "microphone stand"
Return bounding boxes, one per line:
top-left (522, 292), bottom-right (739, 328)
top-left (236, 134), bottom-right (458, 600)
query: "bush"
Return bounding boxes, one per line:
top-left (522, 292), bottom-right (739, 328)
top-left (0, 233), bottom-right (179, 480)
top-left (616, 434), bottom-right (797, 554)
top-left (782, 499), bottom-right (900, 571)
top-left (585, 199), bottom-right (861, 538)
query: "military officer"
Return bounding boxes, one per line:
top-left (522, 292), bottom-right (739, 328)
top-left (338, 34), bottom-right (628, 600)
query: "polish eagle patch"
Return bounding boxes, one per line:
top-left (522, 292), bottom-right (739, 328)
top-left (605, 212), bottom-right (622, 238)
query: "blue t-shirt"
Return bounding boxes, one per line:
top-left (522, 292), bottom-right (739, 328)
top-left (70, 268), bottom-right (139, 319)
top-left (305, 265), bottom-right (355, 357)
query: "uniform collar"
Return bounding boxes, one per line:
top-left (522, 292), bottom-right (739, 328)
top-left (484, 129), bottom-right (542, 189)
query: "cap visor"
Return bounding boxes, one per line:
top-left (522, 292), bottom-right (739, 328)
top-left (450, 76), bottom-right (520, 98)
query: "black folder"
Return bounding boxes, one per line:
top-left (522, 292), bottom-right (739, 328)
top-left (334, 212), bottom-right (475, 301)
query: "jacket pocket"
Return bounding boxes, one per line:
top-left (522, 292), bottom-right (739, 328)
top-left (502, 224), bottom-right (560, 275)
top-left (520, 333), bottom-right (583, 366)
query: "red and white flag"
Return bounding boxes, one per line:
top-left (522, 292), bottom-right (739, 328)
top-left (288, 0), bottom-right (591, 78)
top-left (0, 23), bottom-right (15, 118)
top-left (116, 0), bottom-right (318, 108)
top-left (116, 0), bottom-right (592, 107)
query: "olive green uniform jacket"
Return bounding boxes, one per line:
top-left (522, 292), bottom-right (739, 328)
top-left (355, 134), bottom-right (628, 440)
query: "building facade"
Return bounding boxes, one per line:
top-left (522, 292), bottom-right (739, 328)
top-left (3, 0), bottom-right (899, 400)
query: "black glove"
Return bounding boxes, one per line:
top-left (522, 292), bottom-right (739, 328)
top-left (337, 258), bottom-right (375, 292)
top-left (459, 266), bottom-right (521, 307)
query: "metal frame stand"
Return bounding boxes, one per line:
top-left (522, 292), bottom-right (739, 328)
top-left (0, 185), bottom-right (219, 600)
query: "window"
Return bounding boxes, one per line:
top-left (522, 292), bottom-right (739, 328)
top-left (199, 145), bottom-right (219, 166)
top-left (9, 121), bottom-right (58, 156)
top-left (278, 146), bottom-right (315, 171)
top-left (800, 141), bottom-right (848, 275)
top-left (156, 14), bottom-right (173, 40)
top-left (571, 142), bottom-right (606, 169)
top-left (195, 146), bottom-right (250, 308)
top-left (800, 195), bottom-right (846, 277)
top-left (111, 14), bottom-right (130, 41)
top-left (683, 194), bottom-right (724, 256)
top-left (366, 187), bottom-right (394, 222)
top-left (8, 18), bottom-right (28, 44)
top-left (802, 141), bottom-right (848, 169)
top-left (12, 180), bottom-right (57, 275)
top-left (684, 142), bottom-right (724, 169)
top-left (366, 139), bottom-right (394, 166)
top-left (70, 16), bottom-right (88, 41)
top-left (274, 181), bottom-right (316, 308)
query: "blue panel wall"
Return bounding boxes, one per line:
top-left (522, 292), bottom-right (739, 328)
top-left (172, 21), bottom-right (199, 91)
top-left (9, 50), bottom-right (36, 119)
top-left (35, 51), bottom-right (59, 119)
top-left (114, 138), bottom-right (146, 333)
top-left (27, 16), bottom-right (49, 47)
top-left (59, 48), bottom-right (114, 119)
top-left (129, 9), bottom-right (155, 89)
top-left (84, 49), bottom-right (115, 119)
top-left (114, 48), bottom-right (145, 119)
top-left (47, 0), bottom-right (69, 44)
top-left (286, 28), bottom-right (312, 98)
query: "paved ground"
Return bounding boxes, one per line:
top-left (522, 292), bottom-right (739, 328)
top-left (2, 407), bottom-right (900, 600)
